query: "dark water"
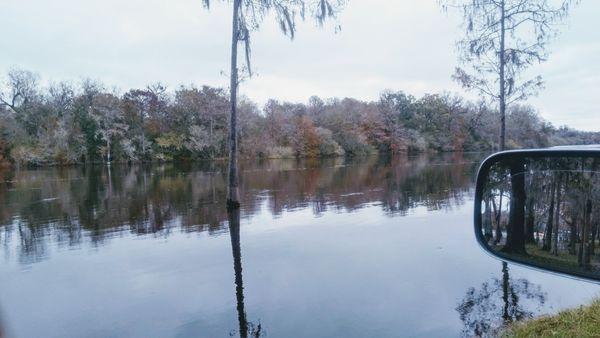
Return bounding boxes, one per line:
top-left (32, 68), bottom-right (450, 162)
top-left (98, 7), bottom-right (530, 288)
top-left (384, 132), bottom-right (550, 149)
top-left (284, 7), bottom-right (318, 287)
top-left (0, 154), bottom-right (597, 338)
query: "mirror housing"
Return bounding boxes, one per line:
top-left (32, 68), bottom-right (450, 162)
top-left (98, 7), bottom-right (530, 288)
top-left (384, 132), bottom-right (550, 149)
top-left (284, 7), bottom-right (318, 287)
top-left (475, 147), bottom-right (600, 281)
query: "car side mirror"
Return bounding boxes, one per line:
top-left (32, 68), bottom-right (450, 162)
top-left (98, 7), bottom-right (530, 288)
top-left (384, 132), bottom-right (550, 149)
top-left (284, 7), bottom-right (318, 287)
top-left (475, 148), bottom-right (600, 281)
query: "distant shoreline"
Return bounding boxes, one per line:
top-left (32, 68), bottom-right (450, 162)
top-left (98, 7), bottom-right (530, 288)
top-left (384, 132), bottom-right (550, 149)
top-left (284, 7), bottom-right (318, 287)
top-left (0, 150), bottom-right (493, 170)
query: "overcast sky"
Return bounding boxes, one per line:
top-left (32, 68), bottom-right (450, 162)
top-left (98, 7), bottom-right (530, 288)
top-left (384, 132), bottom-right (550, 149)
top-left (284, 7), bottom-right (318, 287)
top-left (1, 0), bottom-right (598, 131)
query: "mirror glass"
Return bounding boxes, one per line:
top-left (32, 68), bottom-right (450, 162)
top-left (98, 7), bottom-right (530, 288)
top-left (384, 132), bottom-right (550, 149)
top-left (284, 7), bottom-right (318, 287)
top-left (477, 154), bottom-right (600, 280)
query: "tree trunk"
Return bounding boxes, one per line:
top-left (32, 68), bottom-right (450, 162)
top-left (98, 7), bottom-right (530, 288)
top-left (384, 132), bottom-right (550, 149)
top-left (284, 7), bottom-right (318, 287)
top-left (492, 192), bottom-right (503, 244)
top-left (484, 198), bottom-right (493, 242)
top-left (502, 159), bottom-right (527, 254)
top-left (583, 199), bottom-right (593, 269)
top-left (107, 138), bottom-right (111, 164)
top-left (578, 205), bottom-right (584, 265)
top-left (140, 110), bottom-right (145, 160)
top-left (551, 174), bottom-right (561, 256)
top-left (210, 117), bottom-right (214, 158)
top-left (582, 199), bottom-right (592, 269)
top-left (542, 178), bottom-right (555, 251)
top-left (227, 0), bottom-right (241, 209)
top-left (569, 214), bottom-right (578, 255)
top-left (499, 0), bottom-right (507, 151)
top-left (525, 195), bottom-right (535, 243)
top-left (590, 212), bottom-right (597, 256)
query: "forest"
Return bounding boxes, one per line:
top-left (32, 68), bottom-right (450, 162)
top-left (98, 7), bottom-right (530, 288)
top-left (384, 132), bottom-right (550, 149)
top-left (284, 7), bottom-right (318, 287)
top-left (1, 69), bottom-right (599, 166)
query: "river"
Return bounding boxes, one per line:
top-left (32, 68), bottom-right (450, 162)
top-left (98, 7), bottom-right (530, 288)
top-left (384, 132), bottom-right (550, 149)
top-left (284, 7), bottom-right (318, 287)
top-left (0, 154), bottom-right (597, 337)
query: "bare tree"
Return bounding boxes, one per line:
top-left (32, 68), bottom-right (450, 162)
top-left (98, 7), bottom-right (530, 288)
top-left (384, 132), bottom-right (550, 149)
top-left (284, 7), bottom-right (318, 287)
top-left (0, 69), bottom-right (39, 114)
top-left (442, 0), bottom-right (578, 150)
top-left (201, 0), bottom-right (346, 208)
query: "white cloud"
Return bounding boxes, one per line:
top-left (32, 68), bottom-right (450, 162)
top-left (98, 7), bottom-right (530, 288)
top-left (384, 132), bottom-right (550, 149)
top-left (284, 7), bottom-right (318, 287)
top-left (1, 0), bottom-right (598, 131)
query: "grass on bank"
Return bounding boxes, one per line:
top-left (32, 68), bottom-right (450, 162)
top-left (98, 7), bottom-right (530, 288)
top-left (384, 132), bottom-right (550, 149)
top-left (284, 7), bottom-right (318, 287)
top-left (503, 298), bottom-right (600, 337)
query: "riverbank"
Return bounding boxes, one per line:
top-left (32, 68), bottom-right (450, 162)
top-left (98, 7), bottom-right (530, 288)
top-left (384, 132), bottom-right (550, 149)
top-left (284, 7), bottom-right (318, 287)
top-left (0, 150), bottom-right (486, 170)
top-left (503, 298), bottom-right (600, 337)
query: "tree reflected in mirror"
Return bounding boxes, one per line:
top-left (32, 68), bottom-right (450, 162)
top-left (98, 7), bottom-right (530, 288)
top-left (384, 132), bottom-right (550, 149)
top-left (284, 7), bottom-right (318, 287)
top-left (479, 155), bottom-right (600, 279)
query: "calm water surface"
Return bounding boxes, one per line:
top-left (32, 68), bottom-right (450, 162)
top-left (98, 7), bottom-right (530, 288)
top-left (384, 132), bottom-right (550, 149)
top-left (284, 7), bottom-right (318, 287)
top-left (0, 154), bottom-right (598, 337)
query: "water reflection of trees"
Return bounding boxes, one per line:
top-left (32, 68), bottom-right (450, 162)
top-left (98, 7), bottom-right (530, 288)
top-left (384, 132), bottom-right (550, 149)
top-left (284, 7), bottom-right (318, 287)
top-left (0, 153), bottom-right (480, 264)
top-left (457, 262), bottom-right (546, 338)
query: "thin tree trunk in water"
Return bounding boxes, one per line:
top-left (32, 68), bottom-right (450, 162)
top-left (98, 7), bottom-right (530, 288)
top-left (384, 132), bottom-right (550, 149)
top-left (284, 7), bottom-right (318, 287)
top-left (542, 178), bottom-right (555, 251)
top-left (501, 262), bottom-right (510, 325)
top-left (227, 0), bottom-right (241, 208)
top-left (551, 174), bottom-right (561, 256)
top-left (499, 0), bottom-right (507, 151)
top-left (228, 208), bottom-right (248, 338)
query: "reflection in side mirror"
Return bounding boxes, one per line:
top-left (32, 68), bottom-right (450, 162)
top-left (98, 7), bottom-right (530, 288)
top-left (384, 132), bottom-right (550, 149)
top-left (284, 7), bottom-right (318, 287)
top-left (475, 148), bottom-right (600, 281)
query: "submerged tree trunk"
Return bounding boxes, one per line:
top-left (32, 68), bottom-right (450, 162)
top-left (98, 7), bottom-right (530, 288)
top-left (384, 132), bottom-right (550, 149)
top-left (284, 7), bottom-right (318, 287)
top-left (227, 0), bottom-right (241, 209)
top-left (502, 159), bottom-right (526, 255)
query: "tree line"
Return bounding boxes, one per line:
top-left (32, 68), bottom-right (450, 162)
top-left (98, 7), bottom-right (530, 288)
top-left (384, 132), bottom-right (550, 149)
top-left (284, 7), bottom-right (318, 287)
top-left (0, 69), bottom-right (598, 166)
